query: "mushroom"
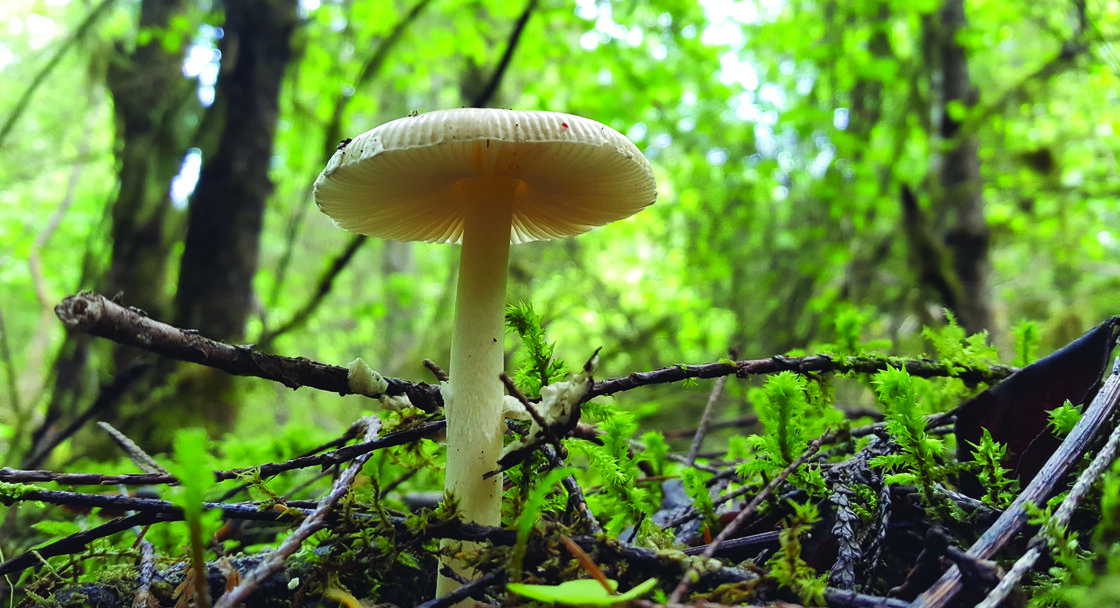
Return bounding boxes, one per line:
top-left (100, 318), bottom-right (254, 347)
top-left (313, 108), bottom-right (656, 587)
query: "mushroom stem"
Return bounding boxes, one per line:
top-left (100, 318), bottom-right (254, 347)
top-left (438, 184), bottom-right (513, 594)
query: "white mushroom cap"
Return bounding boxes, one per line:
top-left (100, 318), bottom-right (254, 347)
top-left (313, 108), bottom-right (657, 243)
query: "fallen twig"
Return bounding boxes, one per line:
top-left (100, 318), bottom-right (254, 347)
top-left (588, 355), bottom-right (1013, 401)
top-left (55, 293), bottom-right (1014, 421)
top-left (0, 419), bottom-right (445, 487)
top-left (54, 292), bottom-right (443, 412)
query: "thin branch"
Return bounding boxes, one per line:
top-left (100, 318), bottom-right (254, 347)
top-left (96, 421), bottom-right (169, 475)
top-left (466, 0), bottom-right (538, 108)
top-left (588, 355), bottom-right (1013, 400)
top-left (59, 293), bottom-right (1013, 423)
top-left (133, 539), bottom-right (158, 608)
top-left (2, 419), bottom-right (444, 488)
top-left (424, 358), bottom-right (450, 382)
top-left (55, 292), bottom-right (443, 412)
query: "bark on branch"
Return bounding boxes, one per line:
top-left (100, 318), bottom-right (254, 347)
top-left (54, 292), bottom-right (444, 412)
top-left (55, 292), bottom-right (1015, 415)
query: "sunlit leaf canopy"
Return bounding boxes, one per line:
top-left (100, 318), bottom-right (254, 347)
top-left (1, 0), bottom-right (1118, 442)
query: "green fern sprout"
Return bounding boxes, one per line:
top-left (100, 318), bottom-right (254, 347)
top-left (765, 500), bottom-right (827, 605)
top-left (1047, 400), bottom-right (1083, 438)
top-left (682, 468), bottom-right (718, 532)
top-left (922, 310), bottom-right (999, 372)
top-left (506, 302), bottom-right (567, 397)
top-left (824, 305), bottom-right (891, 355)
top-left (869, 366), bottom-right (958, 519)
top-left (968, 428), bottom-right (1019, 509)
top-left (641, 431), bottom-right (670, 478)
top-left (737, 372), bottom-right (827, 495)
top-left (571, 410), bottom-right (658, 537)
top-left (166, 429), bottom-right (218, 608)
top-left (767, 372), bottom-right (810, 464)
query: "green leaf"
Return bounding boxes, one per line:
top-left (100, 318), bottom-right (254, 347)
top-left (946, 99), bottom-right (970, 122)
top-left (32, 520), bottom-right (82, 536)
top-left (513, 467), bottom-right (576, 574)
top-left (507, 578), bottom-right (659, 605)
top-left (167, 428), bottom-right (214, 520)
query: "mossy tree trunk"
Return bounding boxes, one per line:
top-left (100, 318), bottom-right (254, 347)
top-left (169, 0), bottom-right (300, 434)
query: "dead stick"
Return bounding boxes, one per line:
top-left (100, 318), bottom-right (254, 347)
top-left (53, 292), bottom-right (443, 411)
top-left (684, 350), bottom-right (733, 467)
top-left (56, 293), bottom-right (1014, 416)
top-left (1, 419), bottom-right (445, 487)
top-left (589, 355), bottom-right (1013, 400)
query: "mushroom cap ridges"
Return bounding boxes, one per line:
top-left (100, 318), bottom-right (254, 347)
top-left (314, 108), bottom-right (657, 244)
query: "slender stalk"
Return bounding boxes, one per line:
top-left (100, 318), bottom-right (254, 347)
top-left (438, 182), bottom-right (514, 595)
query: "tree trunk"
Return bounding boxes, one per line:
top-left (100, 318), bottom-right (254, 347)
top-left (168, 0), bottom-right (299, 430)
top-left (936, 0), bottom-right (994, 335)
top-left (174, 0), bottom-right (298, 339)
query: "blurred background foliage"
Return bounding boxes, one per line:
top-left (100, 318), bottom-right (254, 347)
top-left (0, 0), bottom-right (1118, 465)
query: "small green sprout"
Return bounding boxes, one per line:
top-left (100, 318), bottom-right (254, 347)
top-left (968, 428), bottom-right (1019, 509)
top-left (1047, 400), bottom-right (1083, 438)
top-left (765, 500), bottom-right (827, 605)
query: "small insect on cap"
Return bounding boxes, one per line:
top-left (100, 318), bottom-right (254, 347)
top-left (313, 108), bottom-right (657, 244)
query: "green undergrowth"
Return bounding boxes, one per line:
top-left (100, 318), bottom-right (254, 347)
top-left (9, 307), bottom-right (1120, 607)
